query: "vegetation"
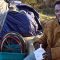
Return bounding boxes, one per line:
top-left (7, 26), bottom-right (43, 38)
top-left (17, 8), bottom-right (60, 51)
top-left (21, 0), bottom-right (56, 8)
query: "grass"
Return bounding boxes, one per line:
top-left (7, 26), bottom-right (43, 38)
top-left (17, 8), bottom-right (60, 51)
top-left (40, 13), bottom-right (55, 21)
top-left (37, 7), bottom-right (55, 24)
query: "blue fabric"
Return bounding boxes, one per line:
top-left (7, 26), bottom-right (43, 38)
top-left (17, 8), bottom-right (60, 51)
top-left (16, 4), bottom-right (39, 19)
top-left (0, 11), bottom-right (38, 37)
top-left (0, 4), bottom-right (42, 37)
top-left (16, 4), bottom-right (42, 31)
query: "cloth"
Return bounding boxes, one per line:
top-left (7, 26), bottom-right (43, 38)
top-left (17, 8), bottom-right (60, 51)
top-left (16, 4), bottom-right (43, 31)
top-left (0, 10), bottom-right (40, 37)
top-left (0, 4), bottom-right (42, 37)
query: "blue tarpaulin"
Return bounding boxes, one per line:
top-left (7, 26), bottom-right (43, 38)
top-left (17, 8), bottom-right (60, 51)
top-left (0, 4), bottom-right (42, 37)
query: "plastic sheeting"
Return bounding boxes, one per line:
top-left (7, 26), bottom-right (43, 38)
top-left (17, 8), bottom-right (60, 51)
top-left (0, 4), bottom-right (42, 37)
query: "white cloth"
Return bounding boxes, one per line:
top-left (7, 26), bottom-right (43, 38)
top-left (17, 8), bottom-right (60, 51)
top-left (24, 44), bottom-right (46, 60)
top-left (34, 44), bottom-right (46, 60)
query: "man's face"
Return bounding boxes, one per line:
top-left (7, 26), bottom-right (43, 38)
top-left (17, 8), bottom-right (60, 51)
top-left (55, 4), bottom-right (60, 21)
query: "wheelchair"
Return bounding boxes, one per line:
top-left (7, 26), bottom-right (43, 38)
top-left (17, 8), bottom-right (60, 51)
top-left (0, 32), bottom-right (42, 60)
top-left (0, 32), bottom-right (28, 60)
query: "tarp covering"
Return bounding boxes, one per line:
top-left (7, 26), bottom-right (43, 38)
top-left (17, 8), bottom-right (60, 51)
top-left (0, 4), bottom-right (42, 37)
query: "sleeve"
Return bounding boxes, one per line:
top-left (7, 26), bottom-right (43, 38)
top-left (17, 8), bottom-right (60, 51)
top-left (51, 47), bottom-right (60, 59)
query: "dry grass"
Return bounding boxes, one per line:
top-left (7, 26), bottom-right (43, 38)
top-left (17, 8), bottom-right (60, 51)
top-left (39, 13), bottom-right (55, 26)
top-left (40, 13), bottom-right (55, 21)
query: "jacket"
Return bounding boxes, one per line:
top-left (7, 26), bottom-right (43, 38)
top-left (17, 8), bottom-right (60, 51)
top-left (36, 19), bottom-right (60, 60)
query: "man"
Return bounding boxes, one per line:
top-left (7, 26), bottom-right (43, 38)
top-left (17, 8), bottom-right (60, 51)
top-left (34, 1), bottom-right (60, 60)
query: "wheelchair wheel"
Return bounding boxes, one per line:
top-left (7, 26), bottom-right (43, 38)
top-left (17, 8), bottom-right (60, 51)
top-left (1, 32), bottom-right (27, 53)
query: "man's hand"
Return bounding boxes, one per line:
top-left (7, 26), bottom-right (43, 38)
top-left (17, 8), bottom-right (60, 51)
top-left (34, 44), bottom-right (46, 60)
top-left (33, 41), bottom-right (40, 50)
